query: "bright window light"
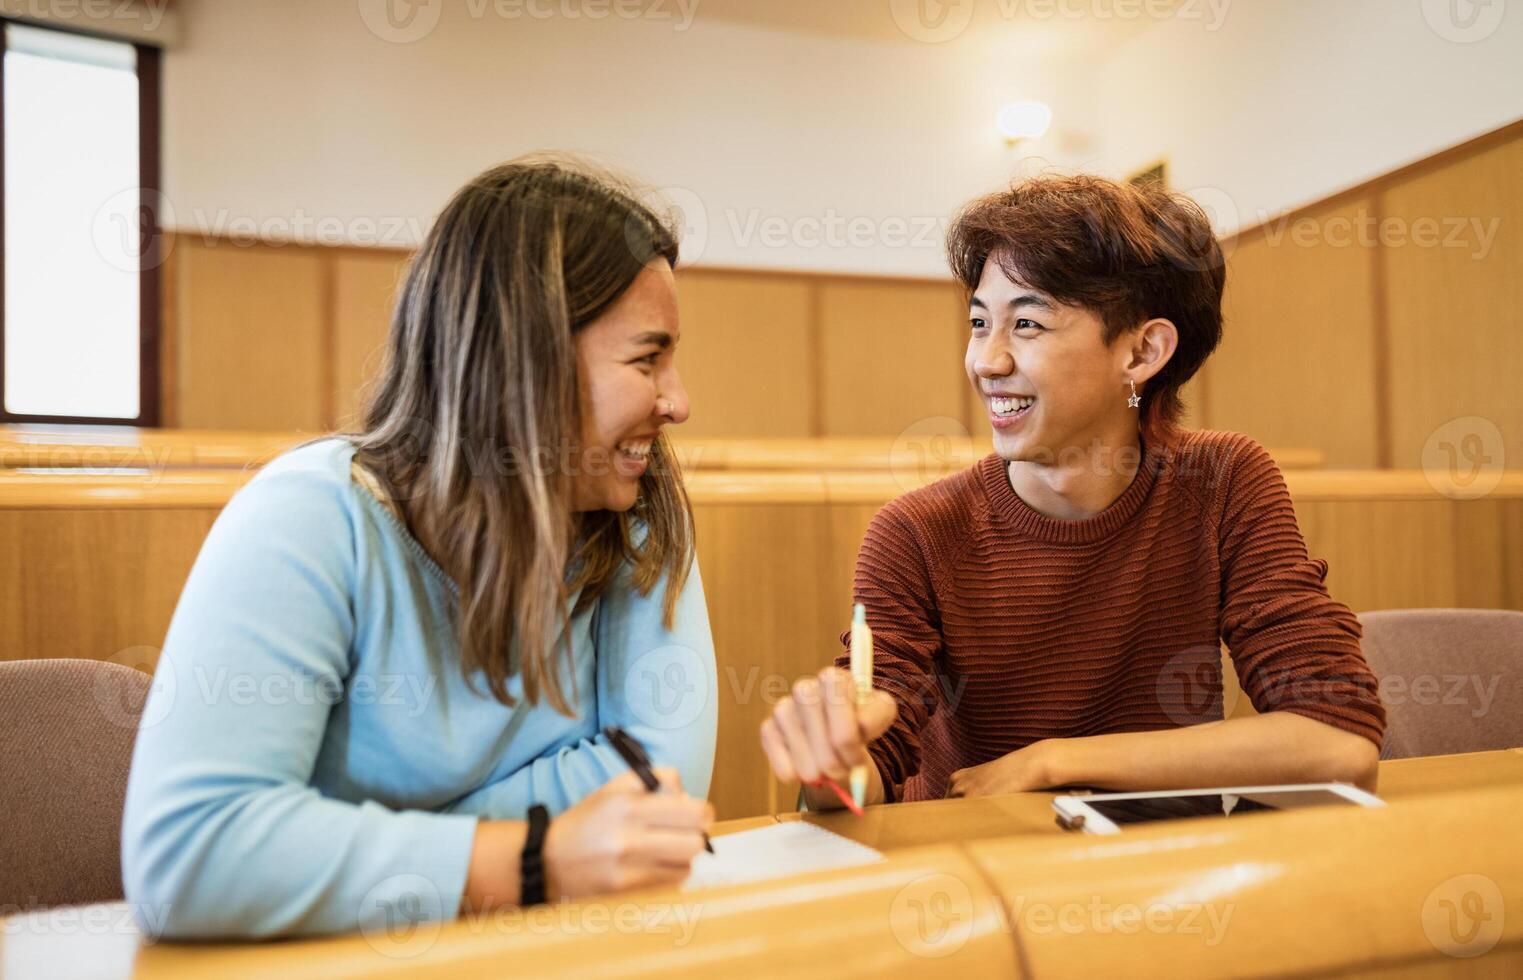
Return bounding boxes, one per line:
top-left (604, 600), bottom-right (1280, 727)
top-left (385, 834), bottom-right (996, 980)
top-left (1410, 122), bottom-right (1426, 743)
top-left (4, 24), bottom-right (141, 419)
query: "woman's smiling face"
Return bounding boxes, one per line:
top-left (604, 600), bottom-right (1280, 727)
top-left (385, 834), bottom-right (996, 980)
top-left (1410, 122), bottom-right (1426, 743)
top-left (966, 259), bottom-right (1137, 464)
top-left (572, 259), bottom-right (690, 512)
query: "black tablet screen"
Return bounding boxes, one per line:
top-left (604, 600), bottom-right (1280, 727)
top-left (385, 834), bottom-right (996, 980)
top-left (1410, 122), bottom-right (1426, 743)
top-left (1085, 789), bottom-right (1361, 825)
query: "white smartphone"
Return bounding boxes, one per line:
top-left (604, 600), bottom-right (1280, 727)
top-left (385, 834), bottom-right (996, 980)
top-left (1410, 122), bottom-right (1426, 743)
top-left (1051, 783), bottom-right (1384, 835)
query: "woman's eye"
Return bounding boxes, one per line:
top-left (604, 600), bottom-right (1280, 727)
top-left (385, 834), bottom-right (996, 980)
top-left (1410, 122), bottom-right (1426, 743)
top-left (1015, 318), bottom-right (1044, 332)
top-left (635, 353), bottom-right (660, 367)
top-left (970, 317), bottom-right (987, 331)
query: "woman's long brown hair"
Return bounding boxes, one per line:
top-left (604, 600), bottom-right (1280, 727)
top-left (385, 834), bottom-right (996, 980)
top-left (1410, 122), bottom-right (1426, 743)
top-left (351, 157), bottom-right (693, 716)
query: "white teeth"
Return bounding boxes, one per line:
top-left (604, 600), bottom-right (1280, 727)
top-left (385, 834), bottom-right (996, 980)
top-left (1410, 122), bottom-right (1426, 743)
top-left (990, 396), bottom-right (1036, 416)
top-left (617, 440), bottom-right (653, 459)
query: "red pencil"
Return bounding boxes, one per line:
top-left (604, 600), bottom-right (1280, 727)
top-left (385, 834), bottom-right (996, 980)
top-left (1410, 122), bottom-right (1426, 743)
top-left (815, 775), bottom-right (865, 817)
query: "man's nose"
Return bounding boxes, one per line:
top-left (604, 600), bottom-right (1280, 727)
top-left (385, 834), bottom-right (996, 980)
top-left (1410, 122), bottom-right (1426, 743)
top-left (974, 336), bottom-right (1015, 379)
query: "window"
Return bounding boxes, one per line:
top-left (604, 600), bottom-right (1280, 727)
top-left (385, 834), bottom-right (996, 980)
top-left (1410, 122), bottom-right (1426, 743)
top-left (1, 20), bottom-right (161, 424)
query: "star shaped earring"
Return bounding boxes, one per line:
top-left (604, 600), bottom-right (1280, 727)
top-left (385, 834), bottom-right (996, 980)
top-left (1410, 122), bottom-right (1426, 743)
top-left (1127, 379), bottom-right (1141, 409)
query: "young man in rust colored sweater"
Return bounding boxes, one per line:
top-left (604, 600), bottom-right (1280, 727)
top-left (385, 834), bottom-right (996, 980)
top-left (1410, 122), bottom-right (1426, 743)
top-left (760, 175), bottom-right (1386, 807)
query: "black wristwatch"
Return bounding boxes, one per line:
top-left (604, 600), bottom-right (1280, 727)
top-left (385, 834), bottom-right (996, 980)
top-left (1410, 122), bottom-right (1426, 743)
top-left (520, 804), bottom-right (550, 905)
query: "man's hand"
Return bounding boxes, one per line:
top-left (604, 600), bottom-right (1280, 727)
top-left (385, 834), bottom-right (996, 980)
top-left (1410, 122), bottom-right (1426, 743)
top-left (947, 741), bottom-right (1056, 798)
top-left (759, 667), bottom-right (897, 807)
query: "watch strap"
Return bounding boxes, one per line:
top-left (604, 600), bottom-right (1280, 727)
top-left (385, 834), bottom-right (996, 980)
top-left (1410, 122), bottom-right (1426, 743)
top-left (520, 804), bottom-right (550, 905)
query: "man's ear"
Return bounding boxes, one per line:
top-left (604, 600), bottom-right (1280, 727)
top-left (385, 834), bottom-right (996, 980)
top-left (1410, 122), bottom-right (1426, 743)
top-left (1126, 318), bottom-right (1179, 384)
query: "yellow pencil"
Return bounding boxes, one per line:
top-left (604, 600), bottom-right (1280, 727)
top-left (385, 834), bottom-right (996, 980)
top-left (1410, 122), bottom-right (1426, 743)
top-left (849, 603), bottom-right (874, 809)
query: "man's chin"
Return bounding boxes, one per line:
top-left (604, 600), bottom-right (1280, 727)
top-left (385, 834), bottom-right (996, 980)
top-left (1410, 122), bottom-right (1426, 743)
top-left (991, 430), bottom-right (1029, 462)
top-left (993, 431), bottom-right (1065, 465)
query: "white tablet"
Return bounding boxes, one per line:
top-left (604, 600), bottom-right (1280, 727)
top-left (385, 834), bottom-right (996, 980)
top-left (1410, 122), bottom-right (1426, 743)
top-left (1052, 783), bottom-right (1384, 835)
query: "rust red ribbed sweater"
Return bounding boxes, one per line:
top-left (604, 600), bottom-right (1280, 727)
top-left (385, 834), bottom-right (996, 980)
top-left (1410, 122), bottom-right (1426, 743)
top-left (835, 428), bottom-right (1386, 803)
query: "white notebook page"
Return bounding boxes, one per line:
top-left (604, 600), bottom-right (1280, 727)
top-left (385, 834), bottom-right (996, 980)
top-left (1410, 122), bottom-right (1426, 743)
top-left (683, 821), bottom-right (885, 891)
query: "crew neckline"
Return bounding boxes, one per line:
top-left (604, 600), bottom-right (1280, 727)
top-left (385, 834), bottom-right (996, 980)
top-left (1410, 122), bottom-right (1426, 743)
top-left (336, 440), bottom-right (461, 595)
top-left (978, 437), bottom-right (1170, 544)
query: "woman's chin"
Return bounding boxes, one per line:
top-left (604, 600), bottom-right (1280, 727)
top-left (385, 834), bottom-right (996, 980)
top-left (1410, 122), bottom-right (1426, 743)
top-left (571, 478), bottom-right (640, 514)
top-left (603, 481), bottom-right (641, 513)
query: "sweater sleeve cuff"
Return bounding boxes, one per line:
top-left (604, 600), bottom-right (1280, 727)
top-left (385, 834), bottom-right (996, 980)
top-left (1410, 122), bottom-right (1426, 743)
top-left (1279, 703), bottom-right (1386, 752)
top-left (868, 742), bottom-right (900, 804)
top-left (363, 809), bottom-right (480, 929)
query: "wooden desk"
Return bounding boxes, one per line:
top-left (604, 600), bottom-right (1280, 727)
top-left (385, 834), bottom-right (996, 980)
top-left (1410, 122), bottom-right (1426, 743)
top-left (673, 435), bottom-right (987, 474)
top-left (3, 751), bottom-right (1519, 978)
top-left (775, 749), bottom-right (1523, 851)
top-left (1, 847), bottom-right (1019, 979)
top-left (12, 465), bottom-right (1523, 509)
top-left (966, 782), bottom-right (1523, 977)
top-left (780, 793), bottom-right (1061, 850)
top-left (0, 468), bottom-right (254, 508)
top-left (0, 426), bottom-right (308, 470)
top-left (710, 815), bottom-right (779, 835)
top-left (1, 426), bottom-right (1329, 474)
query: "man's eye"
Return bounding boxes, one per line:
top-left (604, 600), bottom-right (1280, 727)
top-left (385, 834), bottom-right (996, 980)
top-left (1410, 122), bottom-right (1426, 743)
top-left (970, 317), bottom-right (987, 331)
top-left (636, 353), bottom-right (660, 366)
top-left (1015, 318), bottom-right (1044, 332)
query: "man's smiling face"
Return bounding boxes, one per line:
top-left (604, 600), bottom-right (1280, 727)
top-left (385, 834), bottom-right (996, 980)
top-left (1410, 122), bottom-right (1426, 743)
top-left (966, 258), bottom-right (1134, 464)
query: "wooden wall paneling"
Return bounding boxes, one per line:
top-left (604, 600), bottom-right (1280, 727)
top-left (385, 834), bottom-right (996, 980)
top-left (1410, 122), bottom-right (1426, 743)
top-left (807, 283), bottom-right (825, 439)
top-left (1295, 499), bottom-right (1462, 612)
top-left (158, 232), bottom-right (180, 427)
top-left (1368, 190), bottom-right (1394, 469)
top-left (818, 280), bottom-right (968, 439)
top-left (0, 508), bottom-right (217, 666)
top-left (332, 249), bottom-right (410, 429)
top-left (824, 501), bottom-right (886, 614)
top-left (1221, 646), bottom-right (1254, 719)
top-left (1176, 376), bottom-right (1206, 430)
top-left (691, 501), bottom-right (837, 819)
top-left (321, 256), bottom-right (337, 429)
top-left (0, 512), bottom-right (23, 661)
top-left (672, 271), bottom-right (815, 438)
top-left (144, 121), bottom-right (1519, 447)
top-left (1451, 495), bottom-right (1523, 611)
top-left (1382, 134), bottom-right (1523, 471)
top-left (173, 240), bottom-right (328, 431)
top-left (1216, 197), bottom-right (1383, 467)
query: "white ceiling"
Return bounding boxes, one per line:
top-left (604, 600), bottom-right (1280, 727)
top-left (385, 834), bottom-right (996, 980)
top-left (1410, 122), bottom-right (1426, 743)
top-left (690, 0), bottom-right (1183, 55)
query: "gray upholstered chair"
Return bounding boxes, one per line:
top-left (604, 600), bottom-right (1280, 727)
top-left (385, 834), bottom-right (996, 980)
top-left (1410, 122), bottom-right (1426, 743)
top-left (0, 659), bottom-right (151, 911)
top-left (1358, 609), bottom-right (1523, 760)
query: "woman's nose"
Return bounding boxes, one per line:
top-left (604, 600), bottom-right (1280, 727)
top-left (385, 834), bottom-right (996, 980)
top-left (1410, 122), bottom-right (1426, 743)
top-left (659, 367), bottom-right (691, 425)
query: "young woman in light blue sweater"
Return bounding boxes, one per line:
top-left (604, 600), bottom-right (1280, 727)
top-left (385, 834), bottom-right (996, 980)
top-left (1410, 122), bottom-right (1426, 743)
top-left (122, 159), bottom-right (717, 938)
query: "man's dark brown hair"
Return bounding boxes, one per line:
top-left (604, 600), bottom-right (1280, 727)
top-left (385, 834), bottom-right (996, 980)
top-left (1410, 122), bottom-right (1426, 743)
top-left (946, 173), bottom-right (1226, 442)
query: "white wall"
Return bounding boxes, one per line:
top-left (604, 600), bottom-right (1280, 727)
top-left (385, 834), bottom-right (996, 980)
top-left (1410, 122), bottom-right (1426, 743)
top-left (161, 0), bottom-right (1103, 278)
top-left (1096, 0), bottom-right (1523, 236)
top-left (162, 1), bottom-right (1523, 275)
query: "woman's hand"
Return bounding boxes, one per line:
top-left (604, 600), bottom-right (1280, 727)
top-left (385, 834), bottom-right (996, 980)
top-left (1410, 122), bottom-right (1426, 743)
top-left (946, 741), bottom-right (1056, 798)
top-left (463, 768), bottom-right (712, 912)
top-left (759, 667), bottom-right (897, 805)
top-left (542, 767), bottom-right (713, 900)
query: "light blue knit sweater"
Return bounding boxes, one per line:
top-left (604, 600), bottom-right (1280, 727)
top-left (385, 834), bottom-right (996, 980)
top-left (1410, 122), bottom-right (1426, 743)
top-left (121, 438), bottom-right (717, 938)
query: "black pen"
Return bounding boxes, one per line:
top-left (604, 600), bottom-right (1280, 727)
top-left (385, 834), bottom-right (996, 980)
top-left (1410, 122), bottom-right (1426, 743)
top-left (603, 726), bottom-right (714, 853)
